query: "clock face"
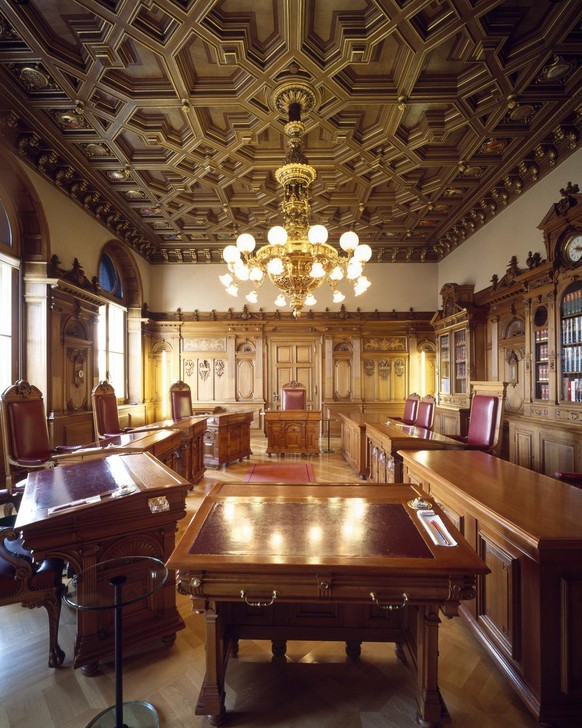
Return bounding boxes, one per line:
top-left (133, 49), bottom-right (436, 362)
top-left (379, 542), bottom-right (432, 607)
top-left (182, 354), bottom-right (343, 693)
top-left (564, 233), bottom-right (582, 264)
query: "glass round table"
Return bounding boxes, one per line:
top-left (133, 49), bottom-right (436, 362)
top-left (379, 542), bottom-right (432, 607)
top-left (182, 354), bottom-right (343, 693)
top-left (64, 556), bottom-right (168, 728)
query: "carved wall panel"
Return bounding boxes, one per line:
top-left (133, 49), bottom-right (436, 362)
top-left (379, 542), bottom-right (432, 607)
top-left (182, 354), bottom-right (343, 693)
top-left (334, 360), bottom-right (352, 400)
top-left (236, 359), bottom-right (254, 400)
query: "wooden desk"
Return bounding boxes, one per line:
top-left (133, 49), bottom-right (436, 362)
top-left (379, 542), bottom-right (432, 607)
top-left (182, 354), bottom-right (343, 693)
top-left (366, 421), bottom-right (464, 483)
top-left (400, 450), bottom-right (582, 726)
top-left (16, 452), bottom-right (189, 674)
top-left (202, 411), bottom-right (253, 469)
top-left (165, 415), bottom-right (207, 484)
top-left (264, 410), bottom-right (321, 455)
top-left (339, 413), bottom-right (383, 478)
top-left (100, 427), bottom-right (183, 471)
top-left (168, 482), bottom-right (488, 727)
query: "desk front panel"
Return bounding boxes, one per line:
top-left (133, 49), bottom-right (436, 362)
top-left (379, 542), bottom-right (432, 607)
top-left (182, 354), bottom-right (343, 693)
top-left (264, 410), bottom-right (321, 455)
top-left (401, 449), bottom-right (582, 726)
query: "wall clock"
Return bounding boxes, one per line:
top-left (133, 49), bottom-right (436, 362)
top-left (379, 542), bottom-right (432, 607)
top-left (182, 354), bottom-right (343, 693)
top-left (563, 232), bottom-right (582, 266)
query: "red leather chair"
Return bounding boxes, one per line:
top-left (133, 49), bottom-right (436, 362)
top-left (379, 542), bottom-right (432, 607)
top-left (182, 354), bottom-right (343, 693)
top-left (448, 381), bottom-right (507, 457)
top-left (1, 526), bottom-right (65, 667)
top-left (392, 393), bottom-right (420, 425)
top-left (415, 395), bottom-right (435, 431)
top-left (0, 380), bottom-right (79, 495)
top-left (281, 382), bottom-right (307, 410)
top-left (92, 380), bottom-right (128, 438)
top-left (170, 380), bottom-right (193, 420)
top-left (553, 471), bottom-right (582, 489)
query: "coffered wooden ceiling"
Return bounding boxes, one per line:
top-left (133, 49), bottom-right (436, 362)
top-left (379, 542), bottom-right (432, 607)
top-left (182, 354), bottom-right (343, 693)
top-left (0, 0), bottom-right (581, 265)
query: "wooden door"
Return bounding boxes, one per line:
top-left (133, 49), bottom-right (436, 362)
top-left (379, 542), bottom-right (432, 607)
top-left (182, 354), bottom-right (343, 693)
top-left (269, 337), bottom-right (320, 410)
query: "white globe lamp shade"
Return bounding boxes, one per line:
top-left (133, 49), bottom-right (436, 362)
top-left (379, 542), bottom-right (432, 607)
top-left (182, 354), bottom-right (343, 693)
top-left (353, 243), bottom-right (372, 262)
top-left (329, 265), bottom-right (344, 281)
top-left (225, 284), bottom-right (238, 296)
top-left (310, 261), bottom-right (325, 278)
top-left (223, 245), bottom-right (241, 263)
top-left (275, 293), bottom-right (287, 307)
top-left (268, 225), bottom-right (288, 245)
top-left (346, 259), bottom-right (363, 279)
top-left (308, 225), bottom-right (328, 244)
top-left (236, 233), bottom-right (256, 253)
top-left (339, 230), bottom-right (359, 252)
top-left (267, 257), bottom-right (284, 275)
top-left (246, 290), bottom-right (258, 303)
top-left (249, 267), bottom-right (264, 283)
top-left (332, 290), bottom-right (345, 303)
top-left (304, 294), bottom-right (317, 306)
top-left (219, 273), bottom-right (233, 287)
top-left (233, 263), bottom-right (250, 281)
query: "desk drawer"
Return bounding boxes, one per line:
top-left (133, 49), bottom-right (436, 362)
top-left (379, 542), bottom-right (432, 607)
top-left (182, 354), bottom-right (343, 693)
top-left (176, 569), bottom-right (473, 610)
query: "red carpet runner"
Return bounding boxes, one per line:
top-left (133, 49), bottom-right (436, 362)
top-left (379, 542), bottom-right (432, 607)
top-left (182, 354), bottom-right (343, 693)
top-left (245, 462), bottom-right (315, 483)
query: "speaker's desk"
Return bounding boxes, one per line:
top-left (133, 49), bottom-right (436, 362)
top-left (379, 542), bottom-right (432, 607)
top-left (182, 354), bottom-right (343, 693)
top-left (264, 409), bottom-right (321, 455)
top-left (16, 452), bottom-right (189, 674)
top-left (168, 482), bottom-right (488, 727)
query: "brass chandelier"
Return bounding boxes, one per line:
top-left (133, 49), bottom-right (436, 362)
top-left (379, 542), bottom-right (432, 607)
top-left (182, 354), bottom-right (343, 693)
top-left (220, 81), bottom-right (372, 318)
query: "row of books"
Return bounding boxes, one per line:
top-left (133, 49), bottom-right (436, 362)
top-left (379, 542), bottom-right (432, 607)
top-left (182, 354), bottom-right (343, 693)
top-left (562, 316), bottom-right (582, 344)
top-left (536, 343), bottom-right (549, 360)
top-left (562, 289), bottom-right (582, 316)
top-left (534, 327), bottom-right (548, 342)
top-left (563, 378), bottom-right (582, 402)
top-left (563, 346), bottom-right (582, 373)
top-left (538, 383), bottom-right (550, 401)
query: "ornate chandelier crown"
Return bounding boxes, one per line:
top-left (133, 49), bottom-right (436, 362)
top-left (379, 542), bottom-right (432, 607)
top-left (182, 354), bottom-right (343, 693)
top-left (220, 81), bottom-right (372, 318)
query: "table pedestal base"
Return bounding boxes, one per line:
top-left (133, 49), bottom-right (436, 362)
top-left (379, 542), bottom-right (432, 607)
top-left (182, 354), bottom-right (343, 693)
top-left (86, 700), bottom-right (160, 728)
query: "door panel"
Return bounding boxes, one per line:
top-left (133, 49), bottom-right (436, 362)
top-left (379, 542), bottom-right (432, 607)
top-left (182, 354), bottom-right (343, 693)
top-left (270, 338), bottom-right (319, 409)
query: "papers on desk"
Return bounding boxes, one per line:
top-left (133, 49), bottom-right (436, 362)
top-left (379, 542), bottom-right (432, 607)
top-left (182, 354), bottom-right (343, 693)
top-left (416, 510), bottom-right (457, 547)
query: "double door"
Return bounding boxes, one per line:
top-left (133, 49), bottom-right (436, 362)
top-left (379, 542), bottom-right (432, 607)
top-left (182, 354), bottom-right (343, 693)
top-left (268, 336), bottom-right (320, 410)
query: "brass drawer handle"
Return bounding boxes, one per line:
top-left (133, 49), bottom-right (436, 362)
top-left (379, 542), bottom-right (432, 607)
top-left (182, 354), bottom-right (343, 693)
top-left (240, 590), bottom-right (278, 607)
top-left (370, 591), bottom-right (408, 611)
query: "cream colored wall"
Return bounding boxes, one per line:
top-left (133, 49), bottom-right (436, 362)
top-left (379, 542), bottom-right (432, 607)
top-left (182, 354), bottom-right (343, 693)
top-left (147, 261), bottom-right (440, 313)
top-left (11, 156), bottom-right (151, 302)
top-left (438, 147), bottom-right (582, 292)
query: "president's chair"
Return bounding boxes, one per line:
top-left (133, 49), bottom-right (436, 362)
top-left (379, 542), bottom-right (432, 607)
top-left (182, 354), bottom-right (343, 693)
top-left (0, 526), bottom-right (65, 667)
top-left (281, 381), bottom-right (307, 410)
top-left (415, 395), bottom-right (436, 431)
top-left (0, 380), bottom-right (79, 495)
top-left (91, 380), bottom-right (128, 439)
top-left (170, 380), bottom-right (193, 421)
top-left (392, 393), bottom-right (420, 425)
top-left (448, 381), bottom-right (507, 457)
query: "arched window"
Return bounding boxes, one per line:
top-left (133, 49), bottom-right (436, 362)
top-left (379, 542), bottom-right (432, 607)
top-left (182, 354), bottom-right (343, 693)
top-left (97, 250), bottom-right (127, 399)
top-left (0, 200), bottom-right (18, 392)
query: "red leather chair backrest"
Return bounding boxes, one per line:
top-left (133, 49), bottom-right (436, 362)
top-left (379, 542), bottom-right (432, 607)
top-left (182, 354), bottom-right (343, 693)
top-left (94, 393), bottom-right (121, 436)
top-left (401, 396), bottom-right (419, 425)
top-left (171, 389), bottom-right (192, 420)
top-left (6, 399), bottom-right (52, 464)
top-left (282, 388), bottom-right (306, 410)
top-left (466, 395), bottom-right (498, 448)
top-left (415, 400), bottom-right (435, 430)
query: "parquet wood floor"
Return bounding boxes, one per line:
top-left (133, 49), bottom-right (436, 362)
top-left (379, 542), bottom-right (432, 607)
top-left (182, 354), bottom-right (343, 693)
top-left (0, 434), bottom-right (541, 728)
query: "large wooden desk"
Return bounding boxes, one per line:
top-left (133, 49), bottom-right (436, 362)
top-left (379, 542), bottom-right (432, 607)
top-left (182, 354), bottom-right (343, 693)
top-left (400, 450), bottom-right (582, 726)
top-left (15, 452), bottom-right (189, 674)
top-left (366, 421), bottom-right (465, 483)
top-left (202, 411), bottom-right (253, 468)
top-left (339, 413), bottom-right (384, 478)
top-left (168, 482), bottom-right (488, 727)
top-left (264, 409), bottom-right (321, 455)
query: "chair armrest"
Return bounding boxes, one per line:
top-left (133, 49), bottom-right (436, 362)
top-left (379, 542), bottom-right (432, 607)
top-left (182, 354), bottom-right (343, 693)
top-left (554, 471), bottom-right (582, 486)
top-left (446, 434), bottom-right (466, 443)
top-left (53, 444), bottom-right (84, 453)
